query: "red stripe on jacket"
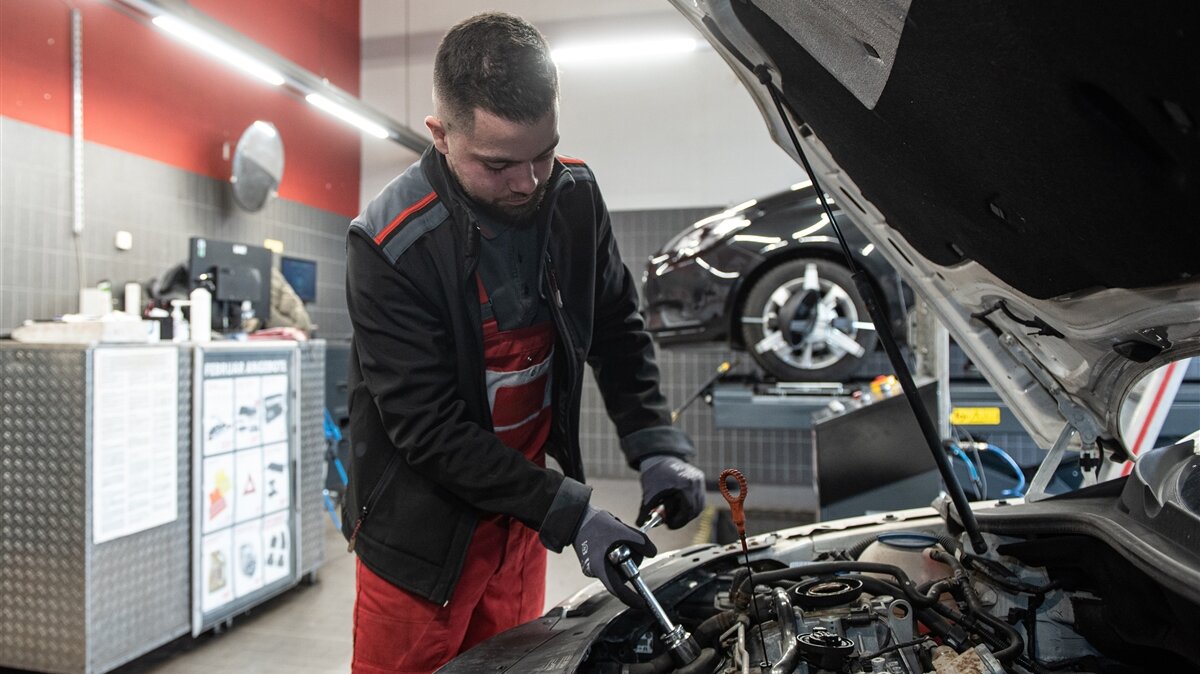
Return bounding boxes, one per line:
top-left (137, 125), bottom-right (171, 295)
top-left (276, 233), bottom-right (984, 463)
top-left (374, 191), bottom-right (438, 245)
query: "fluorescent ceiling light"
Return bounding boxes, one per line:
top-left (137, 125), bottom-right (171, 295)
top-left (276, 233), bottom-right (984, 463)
top-left (552, 37), bottom-right (698, 65)
top-left (306, 94), bottom-right (390, 139)
top-left (152, 14), bottom-right (285, 86)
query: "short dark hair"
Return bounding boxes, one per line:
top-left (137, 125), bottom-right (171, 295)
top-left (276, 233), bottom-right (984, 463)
top-left (433, 13), bottom-right (558, 132)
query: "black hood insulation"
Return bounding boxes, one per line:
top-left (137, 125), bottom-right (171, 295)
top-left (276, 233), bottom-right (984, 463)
top-left (734, 1), bottom-right (1200, 299)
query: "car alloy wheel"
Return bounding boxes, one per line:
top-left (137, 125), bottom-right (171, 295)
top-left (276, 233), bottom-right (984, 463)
top-left (739, 258), bottom-right (877, 381)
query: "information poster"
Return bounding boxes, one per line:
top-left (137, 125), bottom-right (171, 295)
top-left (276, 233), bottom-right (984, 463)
top-left (194, 345), bottom-right (296, 634)
top-left (93, 346), bottom-right (179, 544)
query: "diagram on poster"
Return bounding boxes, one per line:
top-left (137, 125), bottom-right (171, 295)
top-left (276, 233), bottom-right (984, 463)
top-left (233, 520), bottom-right (265, 598)
top-left (262, 442), bottom-right (290, 514)
top-left (261, 375), bottom-right (288, 445)
top-left (202, 378), bottom-right (235, 456)
top-left (235, 376), bottom-right (262, 449)
top-left (202, 454), bottom-right (235, 534)
top-left (201, 529), bottom-right (234, 613)
top-left (233, 448), bottom-right (263, 523)
top-left (262, 511), bottom-right (291, 585)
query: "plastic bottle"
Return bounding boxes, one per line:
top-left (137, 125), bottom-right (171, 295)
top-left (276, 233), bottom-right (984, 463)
top-left (240, 300), bottom-right (255, 331)
top-left (190, 287), bottom-right (212, 342)
top-left (97, 281), bottom-right (113, 313)
top-left (124, 282), bottom-right (142, 316)
top-left (171, 300), bottom-right (190, 343)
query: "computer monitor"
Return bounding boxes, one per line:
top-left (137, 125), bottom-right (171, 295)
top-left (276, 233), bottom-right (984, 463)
top-left (188, 237), bottom-right (272, 332)
top-left (280, 256), bottom-right (317, 303)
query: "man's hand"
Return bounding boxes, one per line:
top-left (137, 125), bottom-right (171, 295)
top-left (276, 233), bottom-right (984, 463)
top-left (572, 505), bottom-right (657, 608)
top-left (637, 455), bottom-right (705, 529)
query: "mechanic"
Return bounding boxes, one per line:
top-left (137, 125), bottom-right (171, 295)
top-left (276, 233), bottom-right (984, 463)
top-left (343, 13), bottom-right (706, 674)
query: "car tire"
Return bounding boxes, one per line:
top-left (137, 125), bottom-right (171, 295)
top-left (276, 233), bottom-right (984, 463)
top-left (739, 258), bottom-right (877, 381)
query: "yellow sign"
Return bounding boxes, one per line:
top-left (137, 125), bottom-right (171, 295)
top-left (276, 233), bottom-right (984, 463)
top-left (950, 407), bottom-right (1001, 426)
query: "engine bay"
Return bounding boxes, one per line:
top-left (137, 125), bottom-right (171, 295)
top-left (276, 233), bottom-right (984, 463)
top-left (579, 517), bottom-right (1200, 674)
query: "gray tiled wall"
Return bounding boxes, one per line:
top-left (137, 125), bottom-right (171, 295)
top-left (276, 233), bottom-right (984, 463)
top-left (0, 117), bottom-right (352, 338)
top-left (581, 208), bottom-right (820, 490)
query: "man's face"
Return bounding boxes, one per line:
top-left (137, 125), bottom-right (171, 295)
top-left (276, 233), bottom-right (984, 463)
top-left (426, 107), bottom-right (559, 223)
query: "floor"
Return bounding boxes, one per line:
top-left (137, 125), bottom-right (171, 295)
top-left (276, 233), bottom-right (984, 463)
top-left (101, 478), bottom-right (709, 674)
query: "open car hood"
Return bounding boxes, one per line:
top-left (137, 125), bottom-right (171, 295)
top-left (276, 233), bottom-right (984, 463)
top-left (671, 0), bottom-right (1200, 455)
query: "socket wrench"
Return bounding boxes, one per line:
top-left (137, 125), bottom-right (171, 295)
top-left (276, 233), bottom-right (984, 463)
top-left (607, 506), bottom-right (701, 667)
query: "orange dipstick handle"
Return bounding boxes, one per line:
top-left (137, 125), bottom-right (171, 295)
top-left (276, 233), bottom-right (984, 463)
top-left (719, 468), bottom-right (748, 538)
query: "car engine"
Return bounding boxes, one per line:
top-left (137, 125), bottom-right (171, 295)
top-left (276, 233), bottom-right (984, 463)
top-left (422, 437), bottom-right (1197, 674)
top-left (579, 522), bottom-right (1200, 674)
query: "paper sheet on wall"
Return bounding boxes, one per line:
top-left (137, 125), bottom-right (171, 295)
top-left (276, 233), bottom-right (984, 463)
top-left (93, 347), bottom-right (179, 544)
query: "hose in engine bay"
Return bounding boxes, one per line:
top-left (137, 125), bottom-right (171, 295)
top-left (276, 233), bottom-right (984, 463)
top-left (929, 549), bottom-right (1024, 664)
top-left (730, 561), bottom-right (942, 610)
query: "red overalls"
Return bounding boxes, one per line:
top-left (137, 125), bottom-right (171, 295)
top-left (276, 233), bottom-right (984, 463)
top-left (351, 277), bottom-right (555, 674)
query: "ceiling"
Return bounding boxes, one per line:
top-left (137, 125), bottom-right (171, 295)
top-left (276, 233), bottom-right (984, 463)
top-left (361, 1), bottom-right (696, 68)
top-left (361, 0), bottom-right (670, 40)
top-left (356, 0), bottom-right (805, 212)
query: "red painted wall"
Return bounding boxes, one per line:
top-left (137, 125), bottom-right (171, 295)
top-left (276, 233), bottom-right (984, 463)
top-left (0, 0), bottom-right (362, 217)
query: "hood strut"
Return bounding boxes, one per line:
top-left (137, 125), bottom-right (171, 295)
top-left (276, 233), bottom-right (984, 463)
top-left (753, 64), bottom-right (989, 554)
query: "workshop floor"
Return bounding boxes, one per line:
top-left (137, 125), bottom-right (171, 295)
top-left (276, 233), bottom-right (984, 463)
top-left (107, 478), bottom-right (708, 674)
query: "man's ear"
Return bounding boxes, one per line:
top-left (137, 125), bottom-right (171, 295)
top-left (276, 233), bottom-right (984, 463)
top-left (425, 116), bottom-right (449, 154)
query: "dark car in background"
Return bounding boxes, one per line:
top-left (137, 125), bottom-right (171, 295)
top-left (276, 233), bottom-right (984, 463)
top-left (642, 182), bottom-right (910, 381)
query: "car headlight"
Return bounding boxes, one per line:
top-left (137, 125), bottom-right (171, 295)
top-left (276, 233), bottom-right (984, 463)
top-left (663, 215), bottom-right (752, 259)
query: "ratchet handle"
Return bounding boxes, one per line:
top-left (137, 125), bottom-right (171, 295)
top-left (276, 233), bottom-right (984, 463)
top-left (719, 468), bottom-right (748, 538)
top-left (641, 505), bottom-right (667, 533)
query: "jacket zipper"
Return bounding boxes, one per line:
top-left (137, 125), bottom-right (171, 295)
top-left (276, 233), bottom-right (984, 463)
top-left (346, 454), bottom-right (401, 553)
top-left (465, 224), bottom-right (491, 428)
top-left (544, 252), bottom-right (564, 309)
top-left (543, 252), bottom-right (582, 478)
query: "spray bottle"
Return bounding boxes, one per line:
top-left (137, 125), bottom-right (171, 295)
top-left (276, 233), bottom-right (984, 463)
top-left (170, 299), bottom-right (190, 343)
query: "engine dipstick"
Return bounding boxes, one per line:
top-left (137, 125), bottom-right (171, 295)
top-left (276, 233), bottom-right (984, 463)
top-left (719, 468), bottom-right (771, 667)
top-left (719, 468), bottom-right (748, 539)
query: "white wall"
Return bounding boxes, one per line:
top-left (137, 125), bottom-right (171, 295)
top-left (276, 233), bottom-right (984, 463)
top-left (360, 6), bottom-right (802, 212)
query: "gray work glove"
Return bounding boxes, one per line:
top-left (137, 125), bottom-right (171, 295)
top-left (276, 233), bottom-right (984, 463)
top-left (572, 505), bottom-right (657, 609)
top-left (637, 455), bottom-right (706, 529)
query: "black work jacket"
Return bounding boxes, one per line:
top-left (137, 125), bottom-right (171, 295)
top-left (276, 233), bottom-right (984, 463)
top-left (343, 146), bottom-right (693, 605)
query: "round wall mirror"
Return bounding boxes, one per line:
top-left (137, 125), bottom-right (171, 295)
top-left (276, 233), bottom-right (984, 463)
top-left (230, 120), bottom-right (284, 212)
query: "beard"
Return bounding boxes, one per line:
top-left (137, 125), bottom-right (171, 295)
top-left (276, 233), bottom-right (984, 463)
top-left (445, 160), bottom-right (549, 226)
top-left (473, 181), bottom-right (548, 225)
